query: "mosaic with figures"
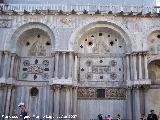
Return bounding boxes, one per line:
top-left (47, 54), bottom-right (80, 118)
top-left (80, 57), bottom-right (123, 81)
top-left (19, 58), bottom-right (53, 81)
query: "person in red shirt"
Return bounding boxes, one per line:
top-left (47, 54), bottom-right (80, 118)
top-left (103, 115), bottom-right (113, 120)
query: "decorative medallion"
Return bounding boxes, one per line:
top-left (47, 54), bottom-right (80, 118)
top-left (86, 60), bottom-right (92, 66)
top-left (110, 60), bottom-right (117, 67)
top-left (42, 73), bottom-right (49, 80)
top-left (22, 73), bottom-right (28, 79)
top-left (0, 19), bottom-right (12, 28)
top-left (110, 72), bottom-right (117, 80)
top-left (23, 60), bottom-right (30, 66)
top-left (85, 73), bottom-right (93, 80)
top-left (42, 60), bottom-right (49, 67)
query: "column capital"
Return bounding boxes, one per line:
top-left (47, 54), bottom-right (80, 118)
top-left (0, 51), bottom-right (3, 55)
top-left (3, 51), bottom-right (9, 55)
top-left (50, 85), bottom-right (61, 90)
top-left (11, 53), bottom-right (17, 57)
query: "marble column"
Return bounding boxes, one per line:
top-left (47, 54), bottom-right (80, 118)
top-left (0, 51), bottom-right (3, 77)
top-left (5, 85), bottom-right (12, 116)
top-left (9, 86), bottom-right (16, 116)
top-left (62, 52), bottom-right (66, 79)
top-left (138, 53), bottom-right (142, 80)
top-left (126, 54), bottom-right (130, 81)
top-left (2, 51), bottom-right (9, 79)
top-left (144, 53), bottom-right (148, 79)
top-left (55, 52), bottom-right (59, 79)
top-left (54, 85), bottom-right (61, 118)
top-left (65, 86), bottom-right (70, 116)
top-left (144, 87), bottom-right (149, 116)
top-left (132, 53), bottom-right (137, 80)
top-left (73, 86), bottom-right (77, 115)
top-left (7, 53), bottom-right (12, 79)
top-left (74, 54), bottom-right (78, 81)
top-left (127, 88), bottom-right (132, 120)
top-left (133, 88), bottom-right (141, 120)
top-left (51, 52), bottom-right (56, 78)
top-left (68, 52), bottom-right (73, 79)
top-left (9, 53), bottom-right (16, 79)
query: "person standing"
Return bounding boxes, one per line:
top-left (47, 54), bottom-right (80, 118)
top-left (18, 102), bottom-right (29, 120)
top-left (147, 110), bottom-right (158, 120)
top-left (116, 114), bottom-right (121, 120)
top-left (103, 115), bottom-right (113, 120)
top-left (97, 113), bottom-right (103, 120)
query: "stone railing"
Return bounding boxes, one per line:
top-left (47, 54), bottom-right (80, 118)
top-left (0, 4), bottom-right (160, 13)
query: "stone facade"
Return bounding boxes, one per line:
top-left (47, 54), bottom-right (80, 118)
top-left (0, 3), bottom-right (160, 120)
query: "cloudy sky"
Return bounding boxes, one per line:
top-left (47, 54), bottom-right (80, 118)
top-left (157, 0), bottom-right (160, 5)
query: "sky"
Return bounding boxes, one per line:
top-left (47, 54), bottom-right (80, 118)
top-left (157, 0), bottom-right (160, 5)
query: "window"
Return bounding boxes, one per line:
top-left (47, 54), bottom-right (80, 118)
top-left (30, 87), bottom-right (39, 96)
top-left (97, 89), bottom-right (105, 98)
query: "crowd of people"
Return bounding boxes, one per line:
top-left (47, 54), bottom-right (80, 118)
top-left (97, 114), bottom-right (121, 120)
top-left (97, 110), bottom-right (160, 120)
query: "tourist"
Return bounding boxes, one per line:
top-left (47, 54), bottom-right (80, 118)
top-left (18, 102), bottom-right (29, 120)
top-left (147, 110), bottom-right (158, 120)
top-left (103, 115), bottom-right (113, 120)
top-left (116, 114), bottom-right (121, 120)
top-left (140, 114), bottom-right (147, 120)
top-left (97, 113), bottom-right (103, 120)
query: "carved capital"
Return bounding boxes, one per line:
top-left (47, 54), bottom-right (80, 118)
top-left (11, 53), bottom-right (17, 57)
top-left (50, 85), bottom-right (61, 91)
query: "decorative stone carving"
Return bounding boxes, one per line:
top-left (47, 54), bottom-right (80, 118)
top-left (105, 88), bottom-right (127, 99)
top-left (0, 19), bottom-right (12, 28)
top-left (77, 87), bottom-right (96, 98)
top-left (86, 60), bottom-right (92, 66)
top-left (22, 73), bottom-right (28, 79)
top-left (30, 40), bottom-right (46, 56)
top-left (110, 72), bottom-right (117, 80)
top-left (20, 58), bottom-right (50, 80)
top-left (110, 60), bottom-right (117, 67)
top-left (42, 60), bottom-right (49, 67)
top-left (78, 87), bottom-right (127, 99)
top-left (85, 73), bottom-right (93, 80)
top-left (23, 60), bottom-right (30, 66)
top-left (92, 65), bottom-right (110, 74)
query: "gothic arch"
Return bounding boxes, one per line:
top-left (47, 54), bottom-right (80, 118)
top-left (9, 22), bottom-right (55, 53)
top-left (68, 21), bottom-right (132, 52)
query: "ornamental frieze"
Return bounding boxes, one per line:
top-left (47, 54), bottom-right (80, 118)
top-left (78, 87), bottom-right (127, 99)
top-left (0, 19), bottom-right (12, 28)
top-left (105, 88), bottom-right (127, 99)
top-left (77, 87), bottom-right (96, 98)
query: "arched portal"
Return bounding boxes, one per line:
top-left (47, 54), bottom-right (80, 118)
top-left (74, 22), bottom-right (129, 119)
top-left (10, 23), bottom-right (55, 116)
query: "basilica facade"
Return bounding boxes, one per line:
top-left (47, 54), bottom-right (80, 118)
top-left (0, 1), bottom-right (160, 120)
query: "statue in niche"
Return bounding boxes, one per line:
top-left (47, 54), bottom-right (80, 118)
top-left (29, 40), bottom-right (46, 56)
top-left (92, 40), bottom-right (110, 54)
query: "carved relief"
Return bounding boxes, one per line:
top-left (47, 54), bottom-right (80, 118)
top-left (110, 72), bottom-right (117, 80)
top-left (77, 87), bottom-right (96, 98)
top-left (78, 87), bottom-right (126, 99)
top-left (92, 66), bottom-right (110, 74)
top-left (105, 88), bottom-right (126, 99)
top-left (20, 58), bottom-right (50, 80)
top-left (30, 40), bottom-right (46, 56)
top-left (0, 19), bottom-right (12, 28)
